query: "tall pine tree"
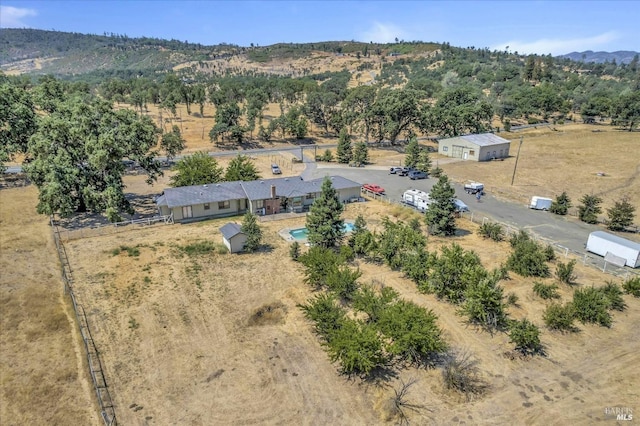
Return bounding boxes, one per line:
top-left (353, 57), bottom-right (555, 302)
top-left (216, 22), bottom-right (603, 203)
top-left (425, 174), bottom-right (457, 236)
top-left (404, 136), bottom-right (421, 168)
top-left (306, 177), bottom-right (345, 248)
top-left (336, 128), bottom-right (353, 164)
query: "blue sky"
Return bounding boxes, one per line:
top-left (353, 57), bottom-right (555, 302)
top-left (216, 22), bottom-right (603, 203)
top-left (1, 1), bottom-right (638, 55)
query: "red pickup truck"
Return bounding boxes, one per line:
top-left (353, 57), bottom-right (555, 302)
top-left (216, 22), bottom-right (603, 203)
top-left (362, 184), bottom-right (385, 195)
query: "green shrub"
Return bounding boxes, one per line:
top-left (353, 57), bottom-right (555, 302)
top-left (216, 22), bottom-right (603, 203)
top-left (459, 276), bottom-right (508, 331)
top-left (600, 282), bottom-right (626, 311)
top-left (543, 303), bottom-right (576, 332)
top-left (339, 245), bottom-right (355, 263)
top-left (555, 259), bottom-right (577, 284)
top-left (572, 287), bottom-right (612, 327)
top-left (506, 232), bottom-right (550, 278)
top-left (544, 245), bottom-right (556, 261)
top-left (506, 292), bottom-right (519, 306)
top-left (215, 244), bottom-right (228, 254)
top-left (179, 240), bottom-right (216, 256)
top-left (289, 241), bottom-right (301, 261)
top-left (508, 318), bottom-right (543, 356)
top-left (478, 222), bottom-right (504, 242)
top-left (325, 318), bottom-right (387, 376)
top-left (533, 281), bottom-right (560, 299)
top-left (622, 277), bottom-right (640, 297)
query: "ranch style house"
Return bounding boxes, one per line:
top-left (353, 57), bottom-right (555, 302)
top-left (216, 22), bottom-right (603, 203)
top-left (438, 133), bottom-right (511, 161)
top-left (156, 175), bottom-right (362, 222)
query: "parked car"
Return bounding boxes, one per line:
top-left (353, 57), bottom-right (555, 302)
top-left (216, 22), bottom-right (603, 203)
top-left (271, 164), bottom-right (282, 174)
top-left (398, 167), bottom-right (413, 176)
top-left (389, 166), bottom-right (403, 174)
top-left (408, 170), bottom-right (428, 180)
top-left (362, 183), bottom-right (385, 195)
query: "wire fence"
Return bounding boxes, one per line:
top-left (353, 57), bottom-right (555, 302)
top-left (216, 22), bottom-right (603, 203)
top-left (58, 214), bottom-right (173, 242)
top-left (360, 190), bottom-right (639, 281)
top-left (50, 216), bottom-right (117, 426)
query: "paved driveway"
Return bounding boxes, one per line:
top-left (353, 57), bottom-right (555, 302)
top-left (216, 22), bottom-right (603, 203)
top-left (308, 163), bottom-right (606, 255)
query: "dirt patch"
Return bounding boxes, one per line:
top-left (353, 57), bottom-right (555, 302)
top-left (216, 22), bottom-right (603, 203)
top-left (248, 301), bottom-right (288, 326)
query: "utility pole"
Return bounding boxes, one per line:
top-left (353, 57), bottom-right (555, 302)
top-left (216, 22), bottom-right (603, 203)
top-left (511, 136), bottom-right (523, 186)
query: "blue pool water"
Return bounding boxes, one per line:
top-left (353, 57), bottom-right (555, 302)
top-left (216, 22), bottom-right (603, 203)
top-left (289, 222), bottom-right (355, 241)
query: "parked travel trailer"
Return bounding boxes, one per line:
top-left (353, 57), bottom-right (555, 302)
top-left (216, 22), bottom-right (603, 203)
top-left (529, 196), bottom-right (553, 210)
top-left (402, 189), bottom-right (432, 212)
top-left (586, 231), bottom-right (640, 268)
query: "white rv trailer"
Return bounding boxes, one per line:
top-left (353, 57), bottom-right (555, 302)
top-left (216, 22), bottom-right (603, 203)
top-left (529, 196), bottom-right (553, 210)
top-left (586, 231), bottom-right (640, 268)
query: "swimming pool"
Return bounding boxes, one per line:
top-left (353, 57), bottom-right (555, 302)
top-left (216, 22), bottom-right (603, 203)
top-left (288, 222), bottom-right (355, 241)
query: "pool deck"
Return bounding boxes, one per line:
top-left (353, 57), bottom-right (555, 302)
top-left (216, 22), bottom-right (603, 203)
top-left (278, 220), bottom-right (355, 244)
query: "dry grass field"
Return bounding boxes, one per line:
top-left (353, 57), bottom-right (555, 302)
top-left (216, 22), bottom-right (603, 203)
top-left (440, 124), bottom-right (640, 213)
top-left (1, 105), bottom-right (638, 424)
top-left (53, 201), bottom-right (640, 424)
top-left (0, 186), bottom-right (97, 425)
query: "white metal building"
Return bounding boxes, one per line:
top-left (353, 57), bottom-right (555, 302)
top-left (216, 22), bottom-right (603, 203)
top-left (438, 133), bottom-right (511, 162)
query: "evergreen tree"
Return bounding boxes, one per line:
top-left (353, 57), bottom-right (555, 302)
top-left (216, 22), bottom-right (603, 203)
top-left (425, 174), bottom-right (457, 236)
top-left (404, 136), bottom-right (421, 168)
top-left (306, 177), bottom-right (345, 248)
top-left (336, 128), bottom-right (353, 164)
top-left (550, 191), bottom-right (571, 215)
top-left (224, 154), bottom-right (261, 181)
top-left (352, 141), bottom-right (369, 165)
top-left (241, 211), bottom-right (262, 253)
top-left (606, 196), bottom-right (636, 231)
top-left (170, 151), bottom-right (223, 187)
top-left (578, 194), bottom-right (603, 224)
top-left (415, 149), bottom-right (432, 174)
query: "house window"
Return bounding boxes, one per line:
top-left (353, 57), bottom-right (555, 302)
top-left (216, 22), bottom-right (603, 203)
top-left (442, 146), bottom-right (448, 152)
top-left (255, 200), bottom-right (264, 208)
top-left (218, 200), bottom-right (230, 209)
top-left (305, 193), bottom-right (315, 200)
top-left (469, 150), bottom-right (475, 156)
top-left (203, 203), bottom-right (210, 210)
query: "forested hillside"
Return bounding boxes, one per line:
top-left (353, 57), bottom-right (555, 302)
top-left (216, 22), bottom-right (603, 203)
top-left (1, 30), bottom-right (639, 220)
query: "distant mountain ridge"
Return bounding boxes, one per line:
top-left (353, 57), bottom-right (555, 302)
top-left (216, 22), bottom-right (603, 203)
top-left (559, 50), bottom-right (639, 64)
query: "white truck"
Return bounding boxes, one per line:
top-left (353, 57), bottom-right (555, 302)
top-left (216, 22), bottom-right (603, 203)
top-left (402, 189), bottom-right (432, 212)
top-left (586, 231), bottom-right (640, 268)
top-left (529, 196), bottom-right (553, 210)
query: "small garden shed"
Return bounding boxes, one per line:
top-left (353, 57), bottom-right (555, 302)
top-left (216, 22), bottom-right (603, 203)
top-left (220, 223), bottom-right (247, 253)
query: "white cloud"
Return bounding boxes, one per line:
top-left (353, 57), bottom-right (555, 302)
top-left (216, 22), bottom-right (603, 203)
top-left (360, 22), bottom-right (408, 43)
top-left (0, 6), bottom-right (37, 28)
top-left (492, 32), bottom-right (619, 56)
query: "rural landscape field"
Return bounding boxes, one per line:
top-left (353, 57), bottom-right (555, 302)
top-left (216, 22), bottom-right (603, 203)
top-left (1, 20), bottom-right (639, 426)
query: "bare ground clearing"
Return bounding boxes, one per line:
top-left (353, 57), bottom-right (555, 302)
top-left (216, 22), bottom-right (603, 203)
top-left (57, 199), bottom-right (639, 425)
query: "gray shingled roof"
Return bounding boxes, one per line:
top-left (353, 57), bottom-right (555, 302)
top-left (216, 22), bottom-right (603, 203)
top-left (440, 133), bottom-right (510, 147)
top-left (157, 175), bottom-right (362, 208)
top-left (220, 223), bottom-right (243, 239)
top-left (160, 181), bottom-right (246, 208)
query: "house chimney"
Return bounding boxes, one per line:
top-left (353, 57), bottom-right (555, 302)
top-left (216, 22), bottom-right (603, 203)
top-left (270, 185), bottom-right (276, 199)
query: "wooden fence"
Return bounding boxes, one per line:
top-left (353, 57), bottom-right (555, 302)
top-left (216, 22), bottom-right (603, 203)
top-left (50, 217), bottom-right (117, 426)
top-left (58, 214), bottom-right (173, 242)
